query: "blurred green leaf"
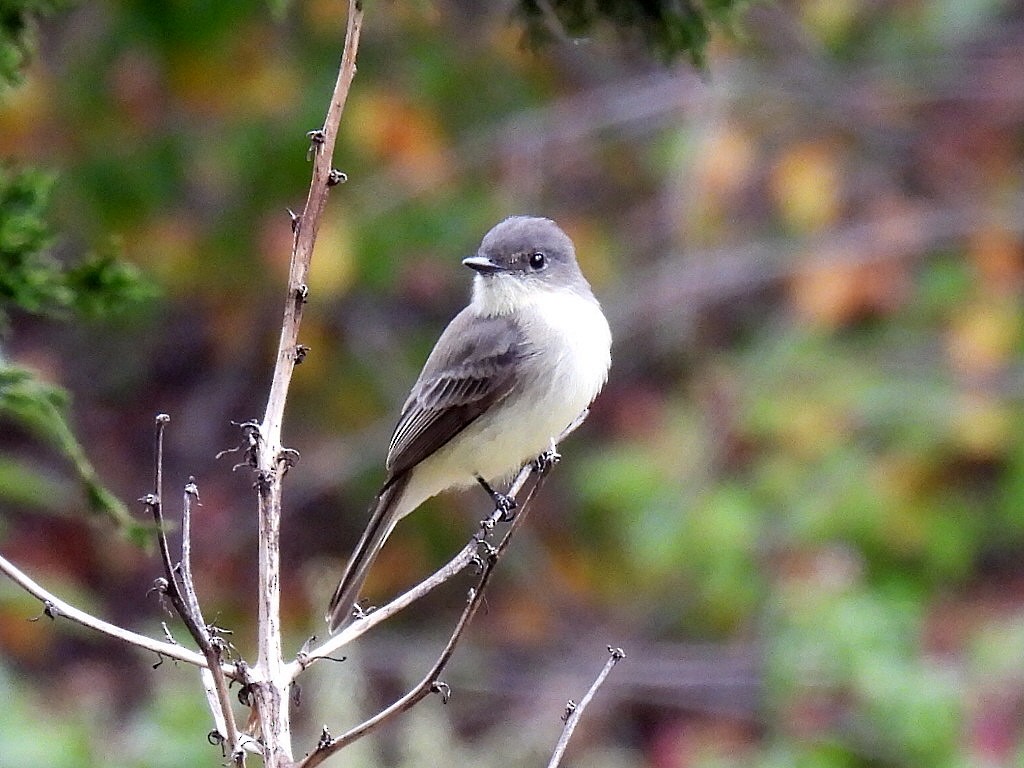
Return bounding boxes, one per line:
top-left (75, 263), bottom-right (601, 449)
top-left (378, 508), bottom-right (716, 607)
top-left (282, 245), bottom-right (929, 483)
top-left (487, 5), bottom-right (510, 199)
top-left (0, 455), bottom-right (72, 508)
top-left (65, 243), bottom-right (159, 318)
top-left (0, 164), bottom-right (64, 320)
top-left (0, 164), bottom-right (156, 324)
top-left (0, 0), bottom-right (68, 90)
top-left (0, 363), bottom-right (145, 539)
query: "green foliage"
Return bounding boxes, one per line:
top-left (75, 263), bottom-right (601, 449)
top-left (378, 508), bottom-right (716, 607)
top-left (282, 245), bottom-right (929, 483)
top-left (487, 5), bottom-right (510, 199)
top-left (771, 587), bottom-right (962, 767)
top-left (0, 161), bottom-right (152, 538)
top-left (0, 657), bottom-right (218, 767)
top-left (0, 364), bottom-right (147, 540)
top-left (515, 0), bottom-right (746, 65)
top-left (65, 245), bottom-right (158, 318)
top-left (0, 164), bottom-right (156, 325)
top-left (0, 455), bottom-right (70, 509)
top-left (0, 0), bottom-right (67, 89)
top-left (0, 164), bottom-right (60, 319)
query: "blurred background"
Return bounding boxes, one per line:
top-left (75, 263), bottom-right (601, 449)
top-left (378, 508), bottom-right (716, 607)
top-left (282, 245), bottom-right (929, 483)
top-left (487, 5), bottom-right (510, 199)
top-left (2, 0), bottom-right (1024, 766)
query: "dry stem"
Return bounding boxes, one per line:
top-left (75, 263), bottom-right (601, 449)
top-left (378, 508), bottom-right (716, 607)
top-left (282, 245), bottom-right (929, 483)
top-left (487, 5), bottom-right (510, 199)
top-left (251, 2), bottom-right (364, 765)
top-left (546, 647), bottom-right (626, 768)
top-left (0, 552), bottom-right (211, 668)
top-left (296, 457), bottom-right (556, 768)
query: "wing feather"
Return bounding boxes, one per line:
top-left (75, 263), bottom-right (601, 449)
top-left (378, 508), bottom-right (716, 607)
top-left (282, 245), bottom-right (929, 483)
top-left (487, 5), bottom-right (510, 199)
top-left (385, 309), bottom-right (524, 477)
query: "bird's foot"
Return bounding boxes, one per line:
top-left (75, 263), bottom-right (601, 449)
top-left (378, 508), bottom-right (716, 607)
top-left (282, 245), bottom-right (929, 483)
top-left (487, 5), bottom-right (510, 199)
top-left (476, 475), bottom-right (517, 521)
top-left (352, 600), bottom-right (375, 620)
top-left (532, 443), bottom-right (561, 473)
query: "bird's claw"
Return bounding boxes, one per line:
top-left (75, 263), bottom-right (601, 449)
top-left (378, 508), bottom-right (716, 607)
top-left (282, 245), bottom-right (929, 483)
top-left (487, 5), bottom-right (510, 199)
top-left (495, 492), bottom-right (517, 521)
top-left (476, 474), bottom-right (517, 520)
top-left (532, 445), bottom-right (561, 473)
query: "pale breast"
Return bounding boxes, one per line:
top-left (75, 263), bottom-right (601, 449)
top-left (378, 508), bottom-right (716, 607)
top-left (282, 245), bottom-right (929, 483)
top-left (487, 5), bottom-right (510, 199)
top-left (523, 290), bottom-right (612, 412)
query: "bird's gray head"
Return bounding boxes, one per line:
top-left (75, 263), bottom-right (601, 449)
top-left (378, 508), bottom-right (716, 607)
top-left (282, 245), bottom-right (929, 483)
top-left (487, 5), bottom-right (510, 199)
top-left (463, 216), bottom-right (593, 315)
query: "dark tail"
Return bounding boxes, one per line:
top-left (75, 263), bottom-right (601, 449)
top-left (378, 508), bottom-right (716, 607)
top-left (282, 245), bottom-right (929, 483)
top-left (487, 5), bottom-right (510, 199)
top-left (326, 473), bottom-right (410, 632)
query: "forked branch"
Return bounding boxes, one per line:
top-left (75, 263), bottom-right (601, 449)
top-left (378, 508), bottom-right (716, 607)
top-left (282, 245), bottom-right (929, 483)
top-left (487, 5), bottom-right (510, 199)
top-left (296, 454), bottom-right (558, 768)
top-left (288, 409), bottom-right (592, 680)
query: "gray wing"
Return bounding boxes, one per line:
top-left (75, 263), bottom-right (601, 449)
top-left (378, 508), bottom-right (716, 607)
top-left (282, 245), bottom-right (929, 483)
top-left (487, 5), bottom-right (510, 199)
top-left (385, 308), bottom-right (525, 479)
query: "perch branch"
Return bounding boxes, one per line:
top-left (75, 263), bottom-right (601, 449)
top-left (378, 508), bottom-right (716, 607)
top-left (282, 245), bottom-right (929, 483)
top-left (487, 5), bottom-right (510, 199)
top-left (546, 647), bottom-right (626, 768)
top-left (289, 409), bottom-right (591, 681)
top-left (287, 460), bottom-right (538, 681)
top-left (297, 448), bottom-right (563, 768)
top-left (287, 538), bottom-right (477, 683)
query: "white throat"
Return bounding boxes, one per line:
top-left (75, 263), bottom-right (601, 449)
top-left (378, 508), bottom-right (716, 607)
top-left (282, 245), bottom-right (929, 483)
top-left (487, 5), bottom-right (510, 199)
top-left (471, 274), bottom-right (583, 317)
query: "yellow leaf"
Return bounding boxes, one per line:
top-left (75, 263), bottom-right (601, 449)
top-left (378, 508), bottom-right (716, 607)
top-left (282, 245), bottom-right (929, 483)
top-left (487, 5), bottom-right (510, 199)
top-left (771, 142), bottom-right (842, 233)
top-left (946, 300), bottom-right (1021, 377)
top-left (694, 124), bottom-right (757, 199)
top-left (969, 226), bottom-right (1024, 298)
top-left (952, 392), bottom-right (1013, 458)
top-left (0, 70), bottom-right (54, 156)
top-left (801, 0), bottom-right (860, 46)
top-left (562, 218), bottom-right (615, 288)
top-left (345, 90), bottom-right (449, 190)
top-left (308, 209), bottom-right (356, 300)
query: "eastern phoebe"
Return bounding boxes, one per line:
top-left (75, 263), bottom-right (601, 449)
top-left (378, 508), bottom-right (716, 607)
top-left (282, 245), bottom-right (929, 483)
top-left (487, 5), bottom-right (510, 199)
top-left (326, 215), bottom-right (612, 631)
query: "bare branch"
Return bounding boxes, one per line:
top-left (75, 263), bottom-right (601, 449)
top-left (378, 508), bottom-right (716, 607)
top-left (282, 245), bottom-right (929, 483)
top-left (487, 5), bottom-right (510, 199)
top-left (250, 1), bottom-right (364, 764)
top-left (143, 413), bottom-right (175, 583)
top-left (546, 647), bottom-right (626, 768)
top-left (144, 416), bottom-right (248, 761)
top-left (0, 552), bottom-right (210, 668)
top-left (0, 419), bottom-right (245, 685)
top-left (141, 415), bottom-right (217, 647)
top-left (260, 0), bottom-right (363, 446)
top-left (296, 450), bottom-right (560, 768)
top-left (3, 5), bottom-right (369, 766)
top-left (289, 410), bottom-right (591, 682)
top-left (288, 538), bottom-right (476, 683)
top-left (180, 479), bottom-right (243, 765)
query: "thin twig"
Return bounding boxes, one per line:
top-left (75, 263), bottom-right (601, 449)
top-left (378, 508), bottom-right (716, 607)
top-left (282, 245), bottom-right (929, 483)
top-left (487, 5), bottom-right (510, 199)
top-left (251, 2), bottom-right (364, 765)
top-left (546, 647), bottom-right (626, 768)
top-left (180, 479), bottom-right (243, 765)
top-left (144, 417), bottom-right (249, 762)
top-left (146, 414), bottom-right (174, 581)
top-left (286, 460), bottom-right (534, 680)
top-left (260, 0), bottom-right (363, 445)
top-left (0, 552), bottom-right (211, 668)
top-left (296, 455), bottom-right (560, 768)
top-left (142, 415), bottom-right (208, 639)
top-left (287, 539), bottom-right (477, 682)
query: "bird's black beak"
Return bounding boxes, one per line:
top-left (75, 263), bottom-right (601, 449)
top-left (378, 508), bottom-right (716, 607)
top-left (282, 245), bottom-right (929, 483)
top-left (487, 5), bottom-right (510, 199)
top-left (462, 255), bottom-right (503, 274)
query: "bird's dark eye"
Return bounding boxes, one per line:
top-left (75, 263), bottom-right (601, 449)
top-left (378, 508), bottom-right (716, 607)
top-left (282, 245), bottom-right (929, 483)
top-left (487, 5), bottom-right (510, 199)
top-left (529, 251), bottom-right (546, 269)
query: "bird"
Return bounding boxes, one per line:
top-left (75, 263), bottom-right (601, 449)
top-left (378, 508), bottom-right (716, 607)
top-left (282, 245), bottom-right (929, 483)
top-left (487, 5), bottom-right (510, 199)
top-left (326, 215), bottom-right (612, 631)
